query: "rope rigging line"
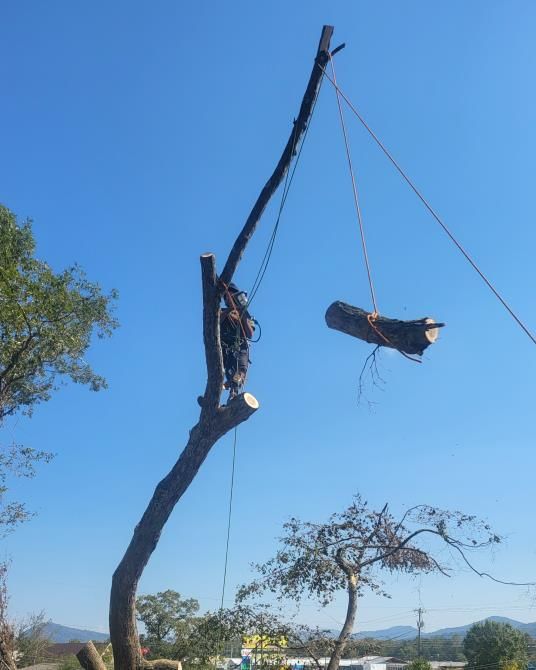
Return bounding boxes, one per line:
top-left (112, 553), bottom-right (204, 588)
top-left (329, 53), bottom-right (379, 316)
top-left (219, 425), bottom-right (238, 612)
top-left (318, 62), bottom-right (536, 347)
top-left (214, 426), bottom-right (238, 663)
top-left (329, 53), bottom-right (420, 364)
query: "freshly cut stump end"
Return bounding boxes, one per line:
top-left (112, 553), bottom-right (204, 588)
top-left (243, 392), bottom-right (259, 409)
top-left (325, 301), bottom-right (445, 356)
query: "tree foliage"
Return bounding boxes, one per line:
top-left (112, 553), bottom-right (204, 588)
top-left (381, 635), bottom-right (466, 662)
top-left (136, 589), bottom-right (199, 642)
top-left (0, 204), bottom-right (118, 421)
top-left (16, 610), bottom-right (52, 667)
top-left (136, 590), bottom-right (200, 660)
top-left (238, 496), bottom-right (501, 606)
top-left (0, 442), bottom-right (53, 534)
top-left (406, 659), bottom-right (432, 670)
top-left (238, 495), bottom-right (504, 670)
top-left (0, 563), bottom-right (16, 670)
top-left (463, 620), bottom-right (529, 670)
top-left (0, 204), bottom-right (118, 535)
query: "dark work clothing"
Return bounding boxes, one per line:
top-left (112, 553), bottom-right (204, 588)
top-left (220, 308), bottom-right (254, 395)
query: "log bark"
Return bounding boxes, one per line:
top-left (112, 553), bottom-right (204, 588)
top-left (77, 641), bottom-right (107, 670)
top-left (325, 301), bottom-right (445, 356)
top-left (142, 661), bottom-right (182, 670)
top-left (108, 24), bottom-right (333, 670)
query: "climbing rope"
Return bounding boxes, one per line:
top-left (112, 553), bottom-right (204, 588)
top-left (319, 60), bottom-right (536, 347)
top-left (219, 426), bottom-right (238, 612)
top-left (329, 53), bottom-right (379, 317)
top-left (213, 426), bottom-right (238, 664)
top-left (329, 53), bottom-right (420, 363)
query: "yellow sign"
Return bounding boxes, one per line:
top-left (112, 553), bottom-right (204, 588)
top-left (242, 635), bottom-right (288, 650)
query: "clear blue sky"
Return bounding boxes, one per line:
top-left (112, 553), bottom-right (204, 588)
top-left (1, 0), bottom-right (536, 636)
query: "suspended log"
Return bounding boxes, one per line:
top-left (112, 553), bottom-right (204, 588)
top-left (325, 301), bottom-right (445, 356)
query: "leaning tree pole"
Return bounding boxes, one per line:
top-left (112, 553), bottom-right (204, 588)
top-left (77, 26), bottom-right (334, 670)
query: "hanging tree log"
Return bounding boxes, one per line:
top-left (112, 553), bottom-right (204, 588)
top-left (325, 301), bottom-right (445, 356)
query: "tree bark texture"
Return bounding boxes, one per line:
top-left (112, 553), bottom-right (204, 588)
top-left (76, 641), bottom-right (108, 670)
top-left (325, 301), bottom-right (445, 356)
top-left (326, 566), bottom-right (358, 670)
top-left (0, 639), bottom-right (17, 670)
top-left (107, 25), bottom-right (334, 670)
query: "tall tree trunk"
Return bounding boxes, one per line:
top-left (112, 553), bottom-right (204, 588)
top-left (327, 573), bottom-right (358, 670)
top-left (105, 25), bottom-right (334, 670)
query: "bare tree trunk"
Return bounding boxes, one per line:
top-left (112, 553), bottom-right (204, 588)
top-left (103, 25), bottom-right (334, 670)
top-left (326, 575), bottom-right (358, 670)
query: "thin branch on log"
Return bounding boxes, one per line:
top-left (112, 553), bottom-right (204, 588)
top-left (357, 344), bottom-right (384, 407)
top-left (220, 25), bottom-right (334, 287)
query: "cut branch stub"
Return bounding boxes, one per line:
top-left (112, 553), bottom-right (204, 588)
top-left (325, 301), bottom-right (445, 356)
top-left (77, 641), bottom-right (107, 670)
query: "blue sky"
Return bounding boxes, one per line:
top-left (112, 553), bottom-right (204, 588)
top-left (1, 0), bottom-right (536, 636)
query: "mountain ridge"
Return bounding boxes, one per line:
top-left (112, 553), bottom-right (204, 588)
top-left (352, 616), bottom-right (536, 640)
top-left (43, 616), bottom-right (536, 644)
top-left (42, 622), bottom-right (109, 643)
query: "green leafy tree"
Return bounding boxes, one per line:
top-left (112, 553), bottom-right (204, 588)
top-left (463, 620), bottom-right (529, 670)
top-left (136, 590), bottom-right (199, 659)
top-left (0, 204), bottom-right (117, 534)
top-left (406, 659), bottom-right (432, 670)
top-left (0, 204), bottom-right (118, 421)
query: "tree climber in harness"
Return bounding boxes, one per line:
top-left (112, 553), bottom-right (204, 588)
top-left (220, 282), bottom-right (256, 399)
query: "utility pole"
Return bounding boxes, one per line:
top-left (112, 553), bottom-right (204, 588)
top-left (415, 608), bottom-right (425, 657)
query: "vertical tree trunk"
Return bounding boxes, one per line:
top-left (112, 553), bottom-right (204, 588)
top-left (326, 574), bottom-right (358, 670)
top-left (106, 25), bottom-right (334, 670)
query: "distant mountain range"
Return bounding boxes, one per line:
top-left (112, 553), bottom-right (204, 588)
top-left (43, 616), bottom-right (536, 644)
top-left (42, 622), bottom-right (109, 643)
top-left (352, 617), bottom-right (536, 640)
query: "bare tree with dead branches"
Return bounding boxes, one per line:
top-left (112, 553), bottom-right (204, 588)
top-left (237, 496), bottom-right (530, 670)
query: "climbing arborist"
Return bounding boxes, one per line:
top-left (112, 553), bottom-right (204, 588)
top-left (220, 282), bottom-right (256, 399)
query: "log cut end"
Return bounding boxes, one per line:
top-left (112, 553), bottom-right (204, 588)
top-left (242, 392), bottom-right (259, 409)
top-left (325, 301), bottom-right (445, 356)
top-left (424, 317), bottom-right (441, 344)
